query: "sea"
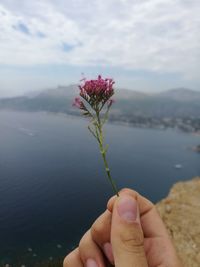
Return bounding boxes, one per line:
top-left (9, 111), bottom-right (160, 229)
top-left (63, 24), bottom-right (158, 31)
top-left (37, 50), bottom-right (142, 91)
top-left (0, 110), bottom-right (199, 266)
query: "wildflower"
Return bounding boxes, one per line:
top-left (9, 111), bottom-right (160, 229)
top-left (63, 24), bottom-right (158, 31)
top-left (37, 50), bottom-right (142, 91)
top-left (72, 97), bottom-right (84, 109)
top-left (73, 75), bottom-right (119, 196)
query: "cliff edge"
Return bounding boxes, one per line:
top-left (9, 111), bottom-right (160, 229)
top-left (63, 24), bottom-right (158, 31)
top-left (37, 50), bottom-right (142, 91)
top-left (156, 177), bottom-right (200, 267)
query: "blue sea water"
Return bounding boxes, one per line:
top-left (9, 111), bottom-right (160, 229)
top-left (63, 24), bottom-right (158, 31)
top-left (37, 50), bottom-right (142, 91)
top-left (0, 111), bottom-right (199, 265)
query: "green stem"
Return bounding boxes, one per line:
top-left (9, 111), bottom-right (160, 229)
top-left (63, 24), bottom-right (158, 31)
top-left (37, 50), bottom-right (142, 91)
top-left (100, 143), bottom-right (119, 196)
top-left (96, 111), bottom-right (119, 197)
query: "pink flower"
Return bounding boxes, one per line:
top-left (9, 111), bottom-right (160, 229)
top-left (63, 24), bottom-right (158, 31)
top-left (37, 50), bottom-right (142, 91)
top-left (77, 75), bottom-right (115, 109)
top-left (73, 75), bottom-right (115, 116)
top-left (72, 97), bottom-right (84, 109)
top-left (80, 75), bottom-right (114, 98)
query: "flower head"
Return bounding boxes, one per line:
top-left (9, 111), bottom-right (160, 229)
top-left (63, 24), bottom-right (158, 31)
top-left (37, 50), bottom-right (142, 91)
top-left (77, 75), bottom-right (115, 110)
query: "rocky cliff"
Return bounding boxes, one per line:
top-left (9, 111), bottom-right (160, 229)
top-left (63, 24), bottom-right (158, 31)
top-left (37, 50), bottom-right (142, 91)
top-left (156, 177), bottom-right (200, 267)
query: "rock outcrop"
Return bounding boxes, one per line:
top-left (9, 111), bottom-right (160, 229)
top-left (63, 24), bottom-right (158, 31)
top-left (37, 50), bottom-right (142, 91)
top-left (156, 177), bottom-right (200, 267)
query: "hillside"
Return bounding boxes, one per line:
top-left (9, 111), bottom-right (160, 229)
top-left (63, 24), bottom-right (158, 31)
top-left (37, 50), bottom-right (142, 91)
top-left (158, 88), bottom-right (200, 102)
top-left (156, 177), bottom-right (200, 267)
top-left (0, 86), bottom-right (200, 132)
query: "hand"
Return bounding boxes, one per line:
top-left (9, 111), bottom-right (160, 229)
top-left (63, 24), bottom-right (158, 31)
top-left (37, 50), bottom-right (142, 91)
top-left (63, 188), bottom-right (183, 267)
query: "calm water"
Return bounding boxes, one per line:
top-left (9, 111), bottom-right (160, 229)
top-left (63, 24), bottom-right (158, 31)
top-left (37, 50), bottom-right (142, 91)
top-left (0, 111), bottom-right (199, 265)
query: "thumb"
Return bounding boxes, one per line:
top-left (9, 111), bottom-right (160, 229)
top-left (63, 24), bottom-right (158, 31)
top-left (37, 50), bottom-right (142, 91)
top-left (111, 195), bottom-right (148, 267)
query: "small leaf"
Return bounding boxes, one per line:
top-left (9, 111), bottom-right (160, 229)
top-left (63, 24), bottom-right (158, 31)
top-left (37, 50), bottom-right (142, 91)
top-left (104, 144), bottom-right (109, 154)
top-left (83, 112), bottom-right (89, 116)
top-left (88, 125), bottom-right (98, 139)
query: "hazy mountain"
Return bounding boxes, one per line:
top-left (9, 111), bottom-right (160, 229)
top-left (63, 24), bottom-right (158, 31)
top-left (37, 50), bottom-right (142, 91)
top-left (0, 86), bottom-right (200, 118)
top-left (26, 85), bottom-right (148, 100)
top-left (158, 88), bottom-right (200, 102)
top-left (24, 86), bottom-right (200, 102)
top-left (36, 85), bottom-right (78, 99)
top-left (115, 89), bottom-right (148, 100)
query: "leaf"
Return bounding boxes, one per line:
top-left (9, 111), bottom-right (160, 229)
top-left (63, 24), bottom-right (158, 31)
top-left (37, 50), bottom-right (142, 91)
top-left (83, 111), bottom-right (89, 116)
top-left (102, 107), bottom-right (110, 125)
top-left (104, 144), bottom-right (109, 154)
top-left (88, 125), bottom-right (97, 139)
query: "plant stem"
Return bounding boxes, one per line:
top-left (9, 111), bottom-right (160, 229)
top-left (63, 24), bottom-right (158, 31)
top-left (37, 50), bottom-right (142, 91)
top-left (100, 143), bottom-right (119, 196)
top-left (96, 111), bottom-right (119, 197)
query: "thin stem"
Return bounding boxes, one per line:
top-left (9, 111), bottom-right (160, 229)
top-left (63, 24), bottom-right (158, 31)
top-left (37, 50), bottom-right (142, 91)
top-left (100, 143), bottom-right (119, 196)
top-left (96, 110), bottom-right (119, 196)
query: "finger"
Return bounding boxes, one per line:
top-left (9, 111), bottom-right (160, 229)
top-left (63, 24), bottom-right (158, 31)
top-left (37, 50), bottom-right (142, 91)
top-left (91, 210), bottom-right (114, 264)
top-left (108, 188), bottom-right (169, 238)
top-left (79, 230), bottom-right (106, 267)
top-left (111, 195), bottom-right (148, 267)
top-left (107, 188), bottom-right (153, 216)
top-left (63, 248), bottom-right (83, 267)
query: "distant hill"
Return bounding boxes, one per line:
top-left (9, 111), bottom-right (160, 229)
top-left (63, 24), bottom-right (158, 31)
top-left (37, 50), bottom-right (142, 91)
top-left (115, 89), bottom-right (148, 100)
top-left (35, 85), bottom-right (78, 99)
top-left (0, 86), bottom-right (200, 119)
top-left (158, 88), bottom-right (200, 102)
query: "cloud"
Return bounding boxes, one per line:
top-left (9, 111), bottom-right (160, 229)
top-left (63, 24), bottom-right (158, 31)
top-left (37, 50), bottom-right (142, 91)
top-left (0, 0), bottom-right (199, 80)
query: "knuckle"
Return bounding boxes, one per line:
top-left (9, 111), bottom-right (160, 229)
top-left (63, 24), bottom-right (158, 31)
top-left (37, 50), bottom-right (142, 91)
top-left (91, 220), bottom-right (104, 240)
top-left (121, 237), bottom-right (143, 254)
top-left (63, 256), bottom-right (69, 267)
top-left (78, 230), bottom-right (89, 249)
top-left (63, 252), bottom-right (74, 267)
top-left (63, 248), bottom-right (80, 267)
top-left (119, 224), bottom-right (144, 253)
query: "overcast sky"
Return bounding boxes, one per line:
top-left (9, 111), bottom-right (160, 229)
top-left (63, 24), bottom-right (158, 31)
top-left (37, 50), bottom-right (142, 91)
top-left (0, 0), bottom-right (199, 97)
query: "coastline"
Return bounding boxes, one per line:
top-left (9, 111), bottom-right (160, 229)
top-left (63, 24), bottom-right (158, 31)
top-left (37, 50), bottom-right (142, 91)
top-left (1, 109), bottom-right (200, 136)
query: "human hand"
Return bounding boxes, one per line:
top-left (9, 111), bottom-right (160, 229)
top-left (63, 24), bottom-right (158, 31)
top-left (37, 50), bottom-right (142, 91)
top-left (63, 188), bottom-right (183, 267)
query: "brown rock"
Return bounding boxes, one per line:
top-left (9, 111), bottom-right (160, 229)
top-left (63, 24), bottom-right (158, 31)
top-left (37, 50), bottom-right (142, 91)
top-left (156, 177), bottom-right (200, 267)
top-left (165, 204), bottom-right (172, 213)
top-left (196, 252), bottom-right (200, 262)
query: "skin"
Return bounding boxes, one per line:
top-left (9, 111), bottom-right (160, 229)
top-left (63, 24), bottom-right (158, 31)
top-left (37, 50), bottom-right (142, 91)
top-left (63, 188), bottom-right (183, 267)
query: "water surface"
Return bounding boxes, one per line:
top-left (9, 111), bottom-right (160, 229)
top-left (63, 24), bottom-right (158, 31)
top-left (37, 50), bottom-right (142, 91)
top-left (0, 111), bottom-right (199, 265)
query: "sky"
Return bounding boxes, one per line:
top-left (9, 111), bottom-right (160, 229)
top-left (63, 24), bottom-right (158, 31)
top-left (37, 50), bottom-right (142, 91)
top-left (0, 0), bottom-right (200, 97)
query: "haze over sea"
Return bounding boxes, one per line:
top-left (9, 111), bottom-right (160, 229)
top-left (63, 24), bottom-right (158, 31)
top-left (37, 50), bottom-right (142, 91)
top-left (0, 110), bottom-right (199, 265)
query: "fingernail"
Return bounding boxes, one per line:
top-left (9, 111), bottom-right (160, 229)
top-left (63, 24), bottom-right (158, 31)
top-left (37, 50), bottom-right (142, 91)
top-left (86, 258), bottom-right (98, 267)
top-left (117, 196), bottom-right (138, 222)
top-left (103, 242), bottom-right (114, 263)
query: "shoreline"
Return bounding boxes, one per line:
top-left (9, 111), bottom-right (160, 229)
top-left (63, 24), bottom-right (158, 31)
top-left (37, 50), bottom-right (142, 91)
top-left (1, 109), bottom-right (200, 137)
